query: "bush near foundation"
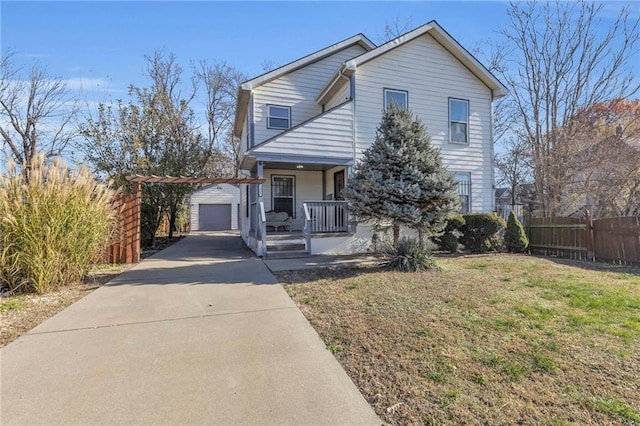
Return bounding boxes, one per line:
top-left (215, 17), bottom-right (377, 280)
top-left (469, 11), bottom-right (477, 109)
top-left (0, 155), bottom-right (115, 294)
top-left (459, 213), bottom-right (506, 253)
top-left (437, 214), bottom-right (465, 253)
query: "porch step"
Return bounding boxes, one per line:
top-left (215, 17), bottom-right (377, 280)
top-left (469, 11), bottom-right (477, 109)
top-left (267, 233), bottom-right (305, 241)
top-left (267, 242), bottom-right (306, 252)
top-left (265, 250), bottom-right (310, 259)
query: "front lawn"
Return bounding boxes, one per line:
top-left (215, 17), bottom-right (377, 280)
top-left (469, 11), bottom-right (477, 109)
top-left (278, 255), bottom-right (640, 425)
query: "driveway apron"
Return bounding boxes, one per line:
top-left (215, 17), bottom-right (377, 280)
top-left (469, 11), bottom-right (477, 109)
top-left (1, 232), bottom-right (380, 425)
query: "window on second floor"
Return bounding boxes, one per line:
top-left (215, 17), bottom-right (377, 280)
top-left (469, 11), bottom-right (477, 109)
top-left (449, 98), bottom-right (469, 144)
top-left (384, 88), bottom-right (408, 111)
top-left (267, 105), bottom-right (291, 130)
top-left (454, 172), bottom-right (471, 214)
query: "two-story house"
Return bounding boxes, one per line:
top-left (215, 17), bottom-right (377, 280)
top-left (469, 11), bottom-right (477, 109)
top-left (233, 21), bottom-right (508, 257)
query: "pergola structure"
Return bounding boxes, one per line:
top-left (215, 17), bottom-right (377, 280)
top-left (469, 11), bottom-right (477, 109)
top-left (113, 175), bottom-right (266, 263)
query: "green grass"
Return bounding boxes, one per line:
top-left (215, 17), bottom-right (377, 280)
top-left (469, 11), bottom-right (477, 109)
top-left (0, 298), bottom-right (25, 313)
top-left (589, 397), bottom-right (640, 424)
top-left (279, 255), bottom-right (640, 425)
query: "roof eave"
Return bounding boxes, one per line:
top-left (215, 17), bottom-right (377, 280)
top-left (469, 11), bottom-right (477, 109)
top-left (240, 34), bottom-right (375, 91)
top-left (426, 22), bottom-right (508, 99)
top-left (233, 85), bottom-right (251, 137)
top-left (347, 20), bottom-right (509, 100)
top-left (315, 64), bottom-right (355, 104)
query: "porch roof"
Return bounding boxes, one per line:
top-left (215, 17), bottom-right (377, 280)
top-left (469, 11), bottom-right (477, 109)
top-left (240, 154), bottom-right (352, 172)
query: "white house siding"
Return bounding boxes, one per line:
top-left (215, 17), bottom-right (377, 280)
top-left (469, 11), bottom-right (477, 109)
top-left (354, 33), bottom-right (494, 212)
top-left (252, 44), bottom-right (366, 145)
top-left (325, 80), bottom-right (351, 110)
top-left (189, 184), bottom-right (240, 231)
top-left (263, 169), bottom-right (323, 231)
top-left (250, 101), bottom-right (353, 159)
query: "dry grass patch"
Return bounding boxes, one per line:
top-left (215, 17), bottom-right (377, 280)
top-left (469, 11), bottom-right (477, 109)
top-left (0, 264), bottom-right (130, 347)
top-left (278, 255), bottom-right (640, 425)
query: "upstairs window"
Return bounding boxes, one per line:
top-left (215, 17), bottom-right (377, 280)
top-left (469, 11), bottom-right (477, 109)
top-left (384, 89), bottom-right (408, 111)
top-left (454, 172), bottom-right (471, 214)
top-left (449, 98), bottom-right (469, 144)
top-left (267, 105), bottom-right (291, 130)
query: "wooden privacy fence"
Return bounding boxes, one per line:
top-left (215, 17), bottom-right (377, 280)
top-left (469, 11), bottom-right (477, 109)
top-left (99, 189), bottom-right (141, 264)
top-left (526, 215), bottom-right (640, 264)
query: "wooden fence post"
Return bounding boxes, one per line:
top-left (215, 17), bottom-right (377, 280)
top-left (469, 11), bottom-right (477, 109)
top-left (131, 182), bottom-right (141, 263)
top-left (585, 211), bottom-right (595, 262)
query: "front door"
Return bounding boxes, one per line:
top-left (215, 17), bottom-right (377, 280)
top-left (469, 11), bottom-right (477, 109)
top-left (334, 170), bottom-right (345, 200)
top-left (333, 170), bottom-right (346, 229)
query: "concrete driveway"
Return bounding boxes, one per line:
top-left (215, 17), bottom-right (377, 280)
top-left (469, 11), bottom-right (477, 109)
top-left (1, 232), bottom-right (380, 425)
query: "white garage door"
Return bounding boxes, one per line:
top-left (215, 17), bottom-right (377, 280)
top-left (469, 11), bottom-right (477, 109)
top-left (198, 204), bottom-right (232, 231)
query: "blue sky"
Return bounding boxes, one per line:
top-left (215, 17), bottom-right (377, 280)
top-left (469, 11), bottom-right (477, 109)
top-left (1, 1), bottom-right (638, 114)
top-left (1, 1), bottom-right (514, 99)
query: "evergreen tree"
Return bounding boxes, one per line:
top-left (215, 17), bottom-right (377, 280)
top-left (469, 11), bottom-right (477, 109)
top-left (504, 211), bottom-right (529, 253)
top-left (344, 106), bottom-right (459, 246)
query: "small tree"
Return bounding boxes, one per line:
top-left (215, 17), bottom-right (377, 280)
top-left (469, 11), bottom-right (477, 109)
top-left (344, 107), bottom-right (459, 246)
top-left (504, 211), bottom-right (528, 253)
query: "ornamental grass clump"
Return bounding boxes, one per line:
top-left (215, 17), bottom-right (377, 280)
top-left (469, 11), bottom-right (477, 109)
top-left (380, 237), bottom-right (435, 272)
top-left (0, 155), bottom-right (115, 294)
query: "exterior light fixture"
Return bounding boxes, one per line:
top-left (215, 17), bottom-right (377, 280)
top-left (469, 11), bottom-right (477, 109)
top-left (296, 164), bottom-right (304, 169)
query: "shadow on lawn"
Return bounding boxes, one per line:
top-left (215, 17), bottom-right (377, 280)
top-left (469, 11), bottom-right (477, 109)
top-left (276, 264), bottom-right (389, 285)
top-left (532, 255), bottom-right (640, 275)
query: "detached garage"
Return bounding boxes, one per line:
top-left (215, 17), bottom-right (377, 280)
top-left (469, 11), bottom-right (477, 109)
top-left (189, 184), bottom-right (240, 231)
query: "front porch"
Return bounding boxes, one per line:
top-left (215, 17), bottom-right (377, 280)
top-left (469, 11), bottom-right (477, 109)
top-left (240, 157), bottom-right (359, 257)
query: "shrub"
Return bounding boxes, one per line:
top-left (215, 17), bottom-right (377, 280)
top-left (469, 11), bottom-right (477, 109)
top-left (438, 215), bottom-right (465, 252)
top-left (379, 237), bottom-right (435, 272)
top-left (460, 213), bottom-right (506, 253)
top-left (0, 155), bottom-right (115, 294)
top-left (504, 211), bottom-right (529, 253)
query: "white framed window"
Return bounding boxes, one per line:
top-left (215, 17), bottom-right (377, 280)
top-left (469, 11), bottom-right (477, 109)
top-left (454, 172), bottom-right (471, 214)
top-left (267, 105), bottom-right (291, 130)
top-left (271, 175), bottom-right (295, 217)
top-left (449, 98), bottom-right (469, 144)
top-left (384, 88), bottom-right (408, 110)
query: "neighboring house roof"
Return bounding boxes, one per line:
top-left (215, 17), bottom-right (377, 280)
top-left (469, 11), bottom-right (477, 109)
top-left (317, 20), bottom-right (508, 105)
top-left (233, 34), bottom-right (376, 136)
top-left (495, 187), bottom-right (510, 199)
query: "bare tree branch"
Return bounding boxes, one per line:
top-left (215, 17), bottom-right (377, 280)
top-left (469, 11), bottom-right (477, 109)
top-left (0, 52), bottom-right (80, 176)
top-left (496, 1), bottom-right (640, 216)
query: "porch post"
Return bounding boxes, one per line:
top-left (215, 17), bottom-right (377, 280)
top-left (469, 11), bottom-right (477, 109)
top-left (257, 161), bottom-right (267, 257)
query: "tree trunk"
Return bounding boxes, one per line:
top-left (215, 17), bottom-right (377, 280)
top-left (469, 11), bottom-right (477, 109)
top-left (168, 209), bottom-right (177, 239)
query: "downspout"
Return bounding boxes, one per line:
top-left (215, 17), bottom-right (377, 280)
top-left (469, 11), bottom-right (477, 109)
top-left (249, 92), bottom-right (255, 148)
top-left (489, 90), bottom-right (496, 213)
top-left (349, 72), bottom-right (357, 165)
top-left (349, 71), bottom-right (357, 234)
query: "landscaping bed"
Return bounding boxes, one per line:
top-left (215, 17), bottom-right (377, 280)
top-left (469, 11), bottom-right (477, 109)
top-left (278, 255), bottom-right (640, 425)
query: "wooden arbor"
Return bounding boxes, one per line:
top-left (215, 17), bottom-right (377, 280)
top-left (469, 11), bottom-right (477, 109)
top-left (108, 175), bottom-right (265, 264)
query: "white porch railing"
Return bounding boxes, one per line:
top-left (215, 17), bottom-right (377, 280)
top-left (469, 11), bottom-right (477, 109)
top-left (303, 203), bottom-right (312, 254)
top-left (259, 201), bottom-right (267, 257)
top-left (303, 201), bottom-right (349, 233)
